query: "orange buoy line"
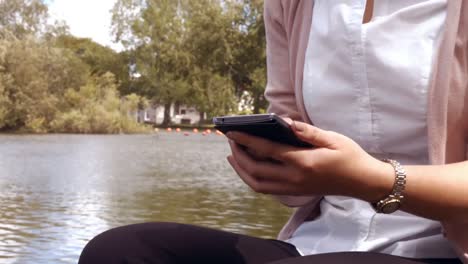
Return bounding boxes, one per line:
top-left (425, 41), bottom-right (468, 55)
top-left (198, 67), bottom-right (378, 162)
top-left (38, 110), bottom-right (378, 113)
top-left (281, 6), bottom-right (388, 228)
top-left (155, 127), bottom-right (224, 136)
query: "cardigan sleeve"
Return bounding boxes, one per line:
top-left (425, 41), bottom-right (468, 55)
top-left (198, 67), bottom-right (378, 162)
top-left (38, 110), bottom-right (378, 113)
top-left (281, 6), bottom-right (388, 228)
top-left (264, 0), bottom-right (303, 121)
top-left (264, 0), bottom-right (318, 208)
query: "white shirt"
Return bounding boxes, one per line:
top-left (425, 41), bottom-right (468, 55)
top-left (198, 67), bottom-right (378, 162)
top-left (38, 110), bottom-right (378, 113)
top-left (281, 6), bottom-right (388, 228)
top-left (288, 0), bottom-right (457, 259)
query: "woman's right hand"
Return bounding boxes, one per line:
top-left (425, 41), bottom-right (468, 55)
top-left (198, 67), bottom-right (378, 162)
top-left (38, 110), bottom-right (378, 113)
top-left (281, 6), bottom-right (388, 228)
top-left (226, 120), bottom-right (394, 201)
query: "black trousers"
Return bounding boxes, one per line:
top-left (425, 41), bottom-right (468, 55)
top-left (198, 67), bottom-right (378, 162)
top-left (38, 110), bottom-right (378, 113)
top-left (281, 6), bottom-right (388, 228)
top-left (78, 222), bottom-right (462, 264)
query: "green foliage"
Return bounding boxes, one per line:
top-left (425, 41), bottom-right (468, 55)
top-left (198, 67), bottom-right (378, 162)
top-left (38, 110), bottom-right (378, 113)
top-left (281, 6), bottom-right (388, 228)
top-left (187, 68), bottom-right (236, 117)
top-left (124, 93), bottom-right (148, 112)
top-left (0, 33), bottom-right (147, 134)
top-left (0, 0), bottom-right (48, 38)
top-left (54, 35), bottom-right (132, 95)
top-left (0, 34), bottom-right (88, 131)
top-left (112, 0), bottom-right (194, 125)
top-left (0, 80), bottom-right (11, 129)
top-left (0, 0), bottom-right (269, 133)
top-left (111, 0), bottom-right (268, 118)
top-left (51, 73), bottom-right (149, 134)
top-left (0, 0), bottom-right (69, 39)
top-left (229, 0), bottom-right (267, 114)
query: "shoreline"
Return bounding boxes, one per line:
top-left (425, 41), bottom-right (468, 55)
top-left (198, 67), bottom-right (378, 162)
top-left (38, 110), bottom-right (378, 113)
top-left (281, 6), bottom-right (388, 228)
top-left (0, 123), bottom-right (217, 135)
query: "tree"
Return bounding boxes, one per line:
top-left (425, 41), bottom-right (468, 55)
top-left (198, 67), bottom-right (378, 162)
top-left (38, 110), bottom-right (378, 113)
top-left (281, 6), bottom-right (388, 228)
top-left (229, 0), bottom-right (267, 114)
top-left (52, 72), bottom-right (148, 134)
top-left (187, 68), bottom-right (236, 124)
top-left (0, 0), bottom-right (48, 38)
top-left (0, 34), bottom-right (89, 131)
top-left (0, 0), bottom-right (147, 133)
top-left (181, 0), bottom-right (238, 121)
top-left (112, 0), bottom-right (193, 125)
top-left (54, 35), bottom-right (132, 95)
top-left (111, 0), bottom-right (268, 120)
top-left (0, 67), bottom-right (12, 129)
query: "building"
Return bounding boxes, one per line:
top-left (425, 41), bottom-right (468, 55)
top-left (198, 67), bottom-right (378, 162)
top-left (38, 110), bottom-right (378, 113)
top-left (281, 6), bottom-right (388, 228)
top-left (135, 104), bottom-right (206, 125)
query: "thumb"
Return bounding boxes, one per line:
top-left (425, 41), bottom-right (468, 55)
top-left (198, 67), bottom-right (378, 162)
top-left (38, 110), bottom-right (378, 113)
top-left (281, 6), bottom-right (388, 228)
top-left (292, 121), bottom-right (335, 148)
top-left (280, 117), bottom-right (293, 125)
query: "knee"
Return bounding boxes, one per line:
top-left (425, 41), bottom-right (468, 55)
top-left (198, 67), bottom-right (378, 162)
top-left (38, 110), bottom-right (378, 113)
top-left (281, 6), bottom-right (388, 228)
top-left (78, 222), bottom-right (182, 264)
top-left (79, 226), bottom-right (124, 264)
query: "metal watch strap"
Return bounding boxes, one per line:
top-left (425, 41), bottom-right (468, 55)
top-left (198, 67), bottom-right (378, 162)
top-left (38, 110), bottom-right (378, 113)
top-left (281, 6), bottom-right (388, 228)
top-left (374, 159), bottom-right (407, 213)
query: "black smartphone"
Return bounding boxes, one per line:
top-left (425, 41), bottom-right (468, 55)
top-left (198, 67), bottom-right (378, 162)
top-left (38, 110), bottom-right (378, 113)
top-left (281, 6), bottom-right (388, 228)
top-left (213, 113), bottom-right (313, 148)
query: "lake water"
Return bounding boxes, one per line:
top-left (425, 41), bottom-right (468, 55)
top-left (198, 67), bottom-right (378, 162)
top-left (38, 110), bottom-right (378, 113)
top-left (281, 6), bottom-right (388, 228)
top-left (0, 133), bottom-right (292, 264)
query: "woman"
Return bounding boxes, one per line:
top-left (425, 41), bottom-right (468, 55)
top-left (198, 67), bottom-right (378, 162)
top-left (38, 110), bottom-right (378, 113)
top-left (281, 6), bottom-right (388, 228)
top-left (79, 0), bottom-right (468, 263)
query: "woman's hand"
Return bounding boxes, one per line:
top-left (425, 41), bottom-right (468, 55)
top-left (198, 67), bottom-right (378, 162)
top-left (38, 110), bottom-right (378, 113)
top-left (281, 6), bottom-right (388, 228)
top-left (226, 120), bottom-right (394, 201)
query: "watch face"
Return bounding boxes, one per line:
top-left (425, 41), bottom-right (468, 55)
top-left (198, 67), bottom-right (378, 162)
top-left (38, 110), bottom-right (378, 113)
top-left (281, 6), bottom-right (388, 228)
top-left (381, 200), bottom-right (401, 214)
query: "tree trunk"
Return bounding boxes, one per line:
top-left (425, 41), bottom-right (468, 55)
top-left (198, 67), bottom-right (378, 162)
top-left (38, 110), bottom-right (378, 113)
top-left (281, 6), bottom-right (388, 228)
top-left (253, 93), bottom-right (261, 114)
top-left (174, 101), bottom-right (180, 115)
top-left (198, 111), bottom-right (205, 125)
top-left (162, 102), bottom-right (172, 126)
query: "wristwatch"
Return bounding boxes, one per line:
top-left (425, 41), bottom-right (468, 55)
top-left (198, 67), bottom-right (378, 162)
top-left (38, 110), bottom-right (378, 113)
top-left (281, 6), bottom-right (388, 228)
top-left (372, 159), bottom-right (407, 214)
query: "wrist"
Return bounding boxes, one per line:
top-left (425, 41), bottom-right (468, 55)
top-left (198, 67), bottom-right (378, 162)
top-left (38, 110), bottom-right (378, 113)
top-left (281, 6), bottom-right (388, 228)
top-left (355, 158), bottom-right (395, 203)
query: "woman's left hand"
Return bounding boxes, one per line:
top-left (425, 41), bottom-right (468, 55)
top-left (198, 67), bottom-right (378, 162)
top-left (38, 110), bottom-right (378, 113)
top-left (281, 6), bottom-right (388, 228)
top-left (226, 120), bottom-right (394, 201)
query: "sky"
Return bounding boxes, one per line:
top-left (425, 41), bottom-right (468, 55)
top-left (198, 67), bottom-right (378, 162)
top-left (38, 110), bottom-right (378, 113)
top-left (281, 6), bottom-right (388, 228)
top-left (47, 0), bottom-right (123, 51)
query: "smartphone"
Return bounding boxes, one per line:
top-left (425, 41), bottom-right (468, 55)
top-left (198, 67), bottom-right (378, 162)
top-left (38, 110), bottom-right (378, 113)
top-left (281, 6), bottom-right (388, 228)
top-left (213, 113), bottom-right (313, 148)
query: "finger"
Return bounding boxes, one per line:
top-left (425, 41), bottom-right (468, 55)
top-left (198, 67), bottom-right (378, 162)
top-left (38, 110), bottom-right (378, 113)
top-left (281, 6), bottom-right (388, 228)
top-left (226, 155), bottom-right (297, 195)
top-left (280, 116), bottom-right (293, 125)
top-left (226, 132), bottom-right (296, 161)
top-left (227, 131), bottom-right (314, 165)
top-left (245, 148), bottom-right (269, 161)
top-left (291, 121), bottom-right (337, 148)
top-left (229, 140), bottom-right (289, 182)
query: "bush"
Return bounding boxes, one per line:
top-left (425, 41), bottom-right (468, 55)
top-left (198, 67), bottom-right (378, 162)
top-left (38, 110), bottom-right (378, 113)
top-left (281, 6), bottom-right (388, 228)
top-left (50, 73), bottom-right (149, 134)
top-left (0, 33), bottom-right (149, 134)
top-left (0, 34), bottom-right (88, 132)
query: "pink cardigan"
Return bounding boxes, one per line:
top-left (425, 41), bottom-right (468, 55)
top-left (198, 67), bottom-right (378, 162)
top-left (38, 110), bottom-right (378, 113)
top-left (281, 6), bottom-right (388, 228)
top-left (263, 0), bottom-right (468, 262)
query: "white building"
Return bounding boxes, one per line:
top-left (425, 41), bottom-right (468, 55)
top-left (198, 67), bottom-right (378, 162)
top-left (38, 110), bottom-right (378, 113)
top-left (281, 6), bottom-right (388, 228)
top-left (136, 104), bottom-right (206, 125)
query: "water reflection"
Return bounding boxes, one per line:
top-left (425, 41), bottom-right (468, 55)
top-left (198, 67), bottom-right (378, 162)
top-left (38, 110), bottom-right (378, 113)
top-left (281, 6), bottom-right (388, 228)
top-left (0, 134), bottom-right (292, 264)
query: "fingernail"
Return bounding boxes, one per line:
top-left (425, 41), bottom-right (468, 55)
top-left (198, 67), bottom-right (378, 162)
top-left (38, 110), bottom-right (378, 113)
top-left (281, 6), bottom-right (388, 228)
top-left (293, 121), bottom-right (305, 132)
top-left (283, 117), bottom-right (293, 125)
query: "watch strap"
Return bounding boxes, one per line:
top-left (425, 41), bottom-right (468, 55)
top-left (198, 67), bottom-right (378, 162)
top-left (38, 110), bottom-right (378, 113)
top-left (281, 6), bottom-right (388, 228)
top-left (373, 159), bottom-right (407, 214)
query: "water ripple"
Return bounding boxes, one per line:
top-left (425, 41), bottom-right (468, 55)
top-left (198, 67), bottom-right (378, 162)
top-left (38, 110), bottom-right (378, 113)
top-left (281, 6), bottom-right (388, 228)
top-left (0, 134), bottom-right (292, 263)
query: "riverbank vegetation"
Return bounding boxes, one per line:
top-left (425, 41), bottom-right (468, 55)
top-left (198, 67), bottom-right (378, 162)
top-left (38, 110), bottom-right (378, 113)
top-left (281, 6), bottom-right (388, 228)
top-left (0, 0), bottom-right (266, 134)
